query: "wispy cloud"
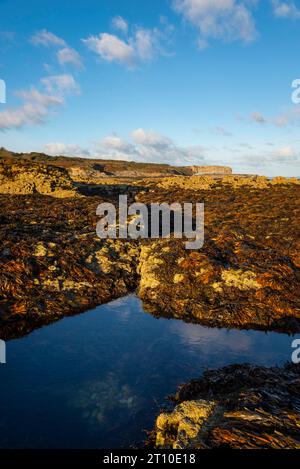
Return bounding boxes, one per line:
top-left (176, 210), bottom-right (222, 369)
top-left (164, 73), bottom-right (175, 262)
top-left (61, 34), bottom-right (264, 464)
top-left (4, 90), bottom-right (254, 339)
top-left (31, 29), bottom-right (82, 69)
top-left (0, 88), bottom-right (62, 131)
top-left (213, 126), bottom-right (233, 136)
top-left (240, 144), bottom-right (300, 167)
top-left (248, 106), bottom-right (300, 126)
top-left (30, 29), bottom-right (66, 47)
top-left (250, 111), bottom-right (267, 124)
top-left (0, 74), bottom-right (79, 131)
top-left (271, 0), bottom-right (300, 19)
top-left (173, 0), bottom-right (258, 47)
top-left (41, 74), bottom-right (80, 95)
top-left (112, 16), bottom-right (129, 34)
top-left (57, 47), bottom-right (83, 68)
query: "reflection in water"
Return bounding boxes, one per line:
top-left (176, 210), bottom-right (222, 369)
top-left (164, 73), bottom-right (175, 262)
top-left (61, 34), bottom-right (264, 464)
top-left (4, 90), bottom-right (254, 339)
top-left (170, 322), bottom-right (253, 352)
top-left (72, 373), bottom-right (140, 428)
top-left (0, 294), bottom-right (297, 449)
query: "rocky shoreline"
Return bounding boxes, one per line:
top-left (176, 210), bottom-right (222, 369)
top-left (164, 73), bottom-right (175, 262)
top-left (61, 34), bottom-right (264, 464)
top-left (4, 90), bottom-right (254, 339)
top-left (1, 167), bottom-right (299, 337)
top-left (0, 152), bottom-right (299, 449)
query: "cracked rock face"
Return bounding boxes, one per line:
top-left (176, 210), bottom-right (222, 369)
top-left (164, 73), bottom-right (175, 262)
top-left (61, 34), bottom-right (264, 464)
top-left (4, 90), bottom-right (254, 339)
top-left (152, 363), bottom-right (300, 449)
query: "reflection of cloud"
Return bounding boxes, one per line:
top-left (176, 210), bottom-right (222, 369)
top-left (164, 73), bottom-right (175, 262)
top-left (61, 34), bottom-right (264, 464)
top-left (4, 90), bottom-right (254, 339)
top-left (104, 294), bottom-right (142, 322)
top-left (72, 373), bottom-right (139, 427)
top-left (170, 321), bottom-right (253, 354)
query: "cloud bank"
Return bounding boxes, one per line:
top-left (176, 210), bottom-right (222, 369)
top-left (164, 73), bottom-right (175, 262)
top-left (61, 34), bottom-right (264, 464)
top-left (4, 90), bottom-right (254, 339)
top-left (43, 128), bottom-right (208, 165)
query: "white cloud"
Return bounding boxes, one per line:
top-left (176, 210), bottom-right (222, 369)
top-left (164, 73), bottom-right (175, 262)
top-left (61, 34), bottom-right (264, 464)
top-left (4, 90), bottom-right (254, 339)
top-left (43, 143), bottom-right (91, 157)
top-left (238, 144), bottom-right (300, 169)
top-left (57, 47), bottom-right (83, 68)
top-left (249, 106), bottom-right (300, 126)
top-left (30, 29), bottom-right (66, 47)
top-left (95, 129), bottom-right (208, 165)
top-left (101, 134), bottom-right (136, 154)
top-left (251, 111), bottom-right (266, 123)
top-left (0, 75), bottom-right (79, 131)
top-left (134, 29), bottom-right (158, 60)
top-left (112, 16), bottom-right (129, 34)
top-left (173, 0), bottom-right (258, 46)
top-left (272, 145), bottom-right (297, 160)
top-left (41, 74), bottom-right (80, 96)
top-left (31, 29), bottom-right (82, 69)
top-left (213, 126), bottom-right (233, 136)
top-left (83, 18), bottom-right (171, 67)
top-left (131, 128), bottom-right (173, 147)
top-left (83, 33), bottom-right (135, 66)
top-left (271, 0), bottom-right (300, 19)
top-left (0, 88), bottom-right (62, 130)
top-left (15, 88), bottom-right (62, 107)
top-left (197, 38), bottom-right (209, 50)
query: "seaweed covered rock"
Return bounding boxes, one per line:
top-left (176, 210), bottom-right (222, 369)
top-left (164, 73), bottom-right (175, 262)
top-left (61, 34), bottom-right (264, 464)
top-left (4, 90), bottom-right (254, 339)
top-left (138, 182), bottom-right (300, 332)
top-left (153, 363), bottom-right (300, 449)
top-left (0, 172), bottom-right (300, 338)
top-left (0, 194), bottom-right (140, 340)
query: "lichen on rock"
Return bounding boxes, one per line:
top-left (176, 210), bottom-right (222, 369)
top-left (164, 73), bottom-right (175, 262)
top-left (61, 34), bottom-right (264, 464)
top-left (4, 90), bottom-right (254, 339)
top-left (152, 363), bottom-right (300, 449)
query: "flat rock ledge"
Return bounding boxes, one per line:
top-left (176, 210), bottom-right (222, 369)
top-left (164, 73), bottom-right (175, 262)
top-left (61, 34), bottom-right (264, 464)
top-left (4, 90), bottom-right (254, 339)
top-left (151, 363), bottom-right (300, 449)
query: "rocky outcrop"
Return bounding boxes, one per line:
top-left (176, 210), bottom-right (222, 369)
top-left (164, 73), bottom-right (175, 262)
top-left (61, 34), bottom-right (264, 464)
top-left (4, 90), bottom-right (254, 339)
top-left (0, 161), bottom-right (78, 197)
top-left (67, 166), bottom-right (108, 183)
top-left (153, 363), bottom-right (300, 449)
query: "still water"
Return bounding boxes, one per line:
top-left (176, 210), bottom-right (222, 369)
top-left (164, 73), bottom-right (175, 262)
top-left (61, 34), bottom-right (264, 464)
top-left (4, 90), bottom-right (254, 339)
top-left (0, 294), bottom-right (296, 448)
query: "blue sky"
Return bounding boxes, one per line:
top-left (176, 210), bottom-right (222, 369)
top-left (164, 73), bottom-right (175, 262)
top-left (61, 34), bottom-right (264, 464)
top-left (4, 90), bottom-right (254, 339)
top-left (0, 0), bottom-right (300, 175)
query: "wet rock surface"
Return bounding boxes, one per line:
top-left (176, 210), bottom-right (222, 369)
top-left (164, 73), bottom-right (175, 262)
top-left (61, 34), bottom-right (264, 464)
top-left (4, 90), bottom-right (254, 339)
top-left (138, 181), bottom-right (300, 333)
top-left (151, 363), bottom-right (300, 449)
